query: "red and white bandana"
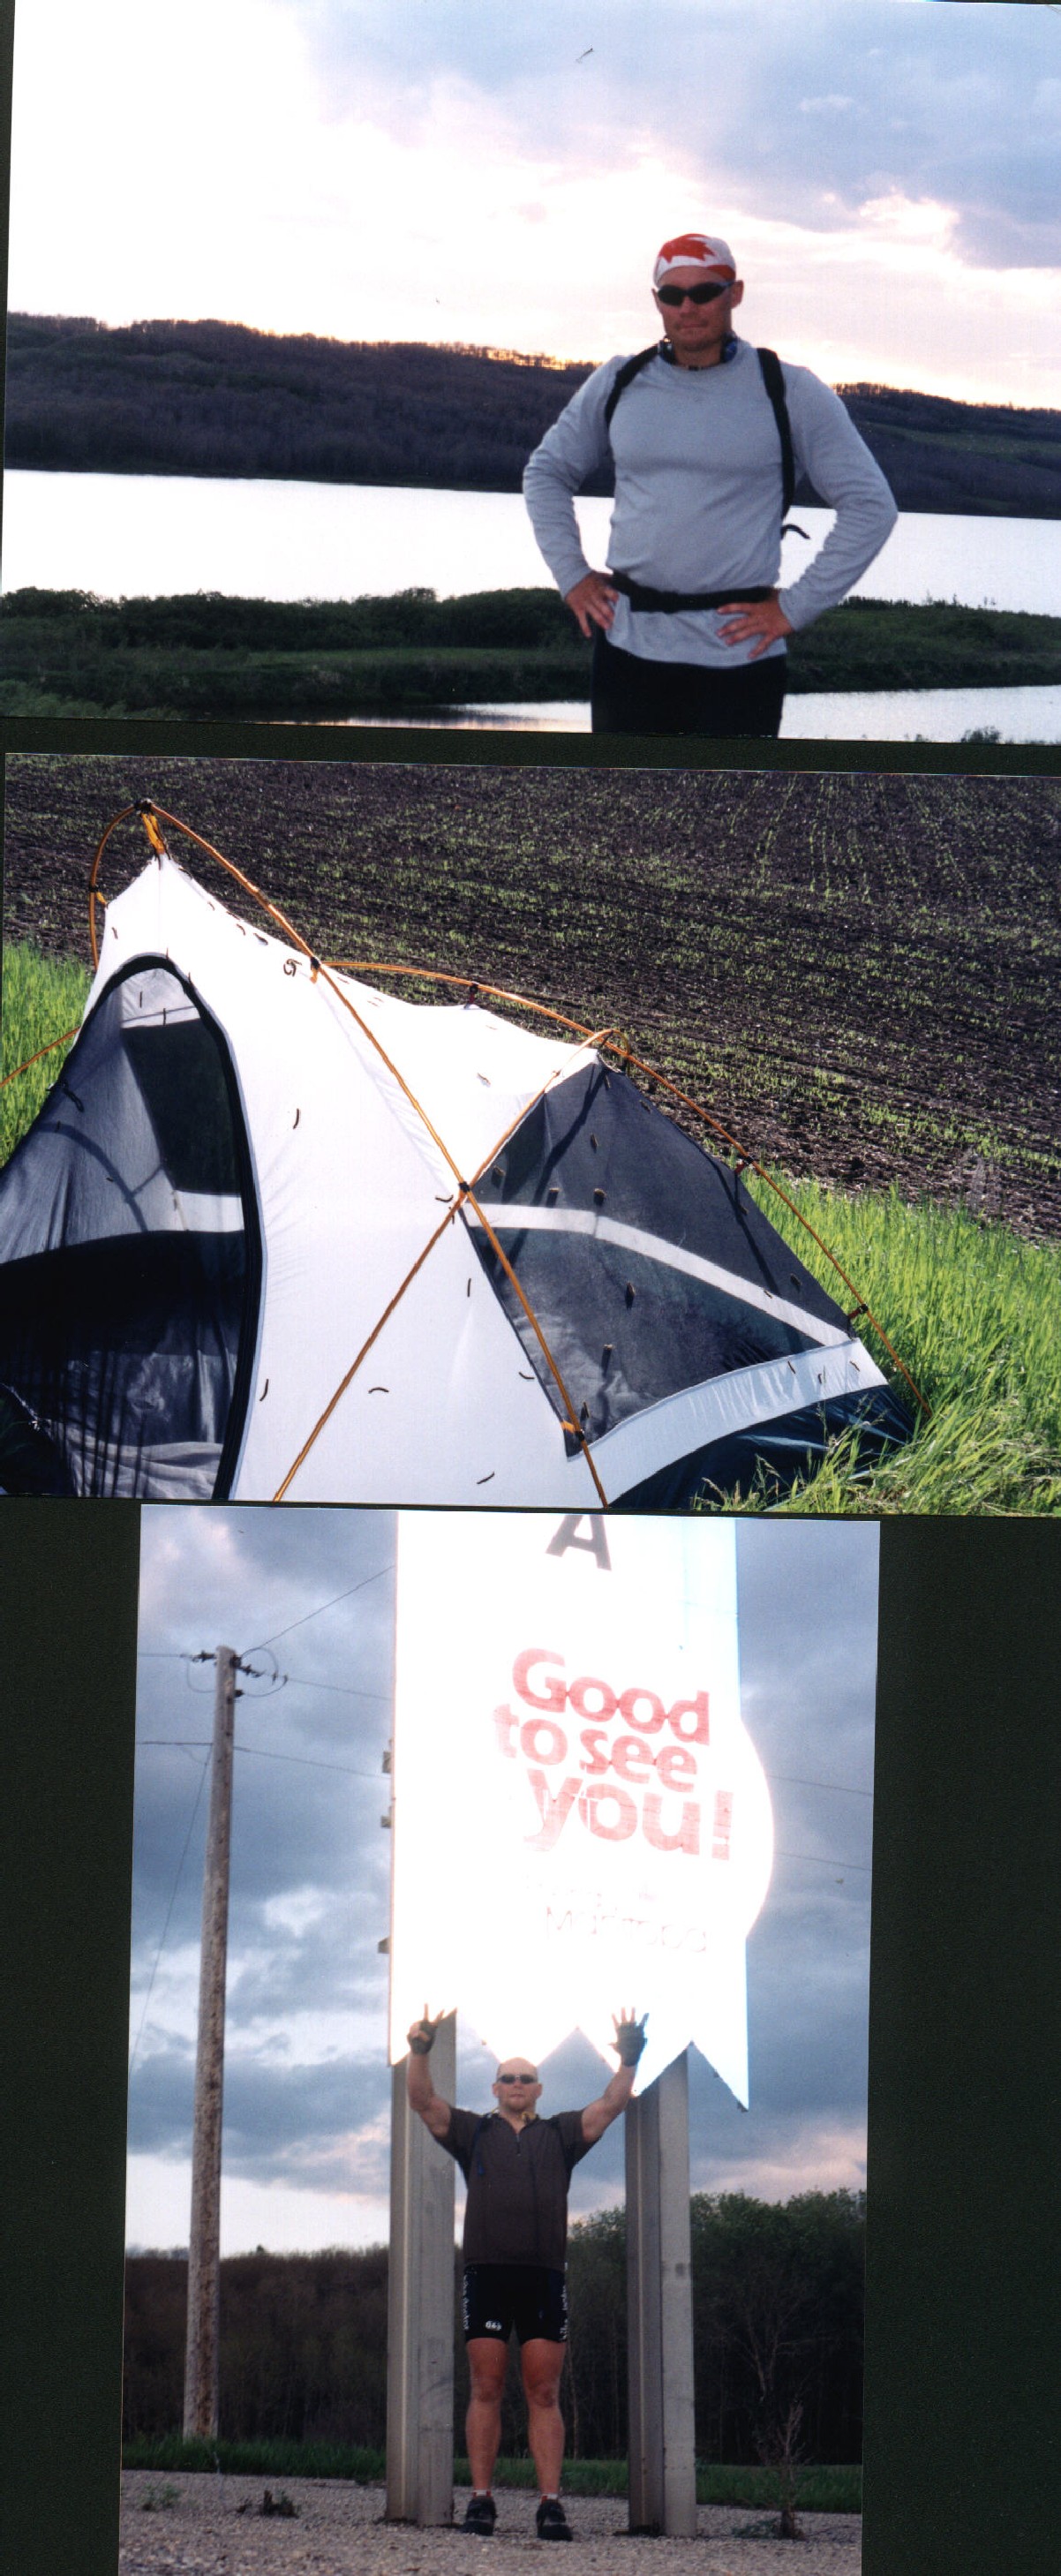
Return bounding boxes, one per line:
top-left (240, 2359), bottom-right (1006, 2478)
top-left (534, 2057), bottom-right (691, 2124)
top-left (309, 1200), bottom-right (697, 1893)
top-left (653, 232), bottom-right (736, 286)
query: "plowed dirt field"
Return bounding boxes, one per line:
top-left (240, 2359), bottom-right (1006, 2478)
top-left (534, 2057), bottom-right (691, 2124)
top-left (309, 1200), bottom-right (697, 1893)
top-left (5, 755), bottom-right (1058, 1235)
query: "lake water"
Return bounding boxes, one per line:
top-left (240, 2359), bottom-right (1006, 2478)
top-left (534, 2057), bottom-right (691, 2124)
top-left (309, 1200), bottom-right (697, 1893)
top-left (5, 469), bottom-right (1058, 740)
top-left (335, 685), bottom-right (1061, 742)
top-left (4, 468), bottom-right (1060, 616)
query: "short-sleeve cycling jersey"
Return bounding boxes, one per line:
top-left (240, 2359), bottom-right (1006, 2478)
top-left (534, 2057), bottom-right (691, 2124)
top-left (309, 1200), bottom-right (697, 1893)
top-left (440, 2108), bottom-right (592, 2269)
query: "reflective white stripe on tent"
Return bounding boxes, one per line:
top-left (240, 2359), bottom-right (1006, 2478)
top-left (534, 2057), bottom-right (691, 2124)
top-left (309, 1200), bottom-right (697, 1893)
top-left (470, 1202), bottom-right (851, 1348)
top-left (591, 1338), bottom-right (882, 1496)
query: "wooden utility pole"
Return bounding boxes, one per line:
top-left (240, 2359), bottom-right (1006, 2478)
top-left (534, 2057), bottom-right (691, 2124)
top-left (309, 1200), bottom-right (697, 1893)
top-left (183, 1646), bottom-right (237, 2438)
top-left (626, 2048), bottom-right (697, 2535)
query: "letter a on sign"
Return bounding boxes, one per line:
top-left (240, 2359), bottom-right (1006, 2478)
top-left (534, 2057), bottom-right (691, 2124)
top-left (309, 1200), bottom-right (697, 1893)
top-left (388, 1516), bottom-right (772, 2104)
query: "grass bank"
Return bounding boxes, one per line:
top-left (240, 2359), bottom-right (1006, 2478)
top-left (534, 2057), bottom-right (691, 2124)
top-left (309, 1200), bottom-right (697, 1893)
top-left (738, 1175), bottom-right (1061, 1514)
top-left (3, 587), bottom-right (1060, 718)
top-left (0, 942), bottom-right (90, 1164)
top-left (120, 2437), bottom-right (862, 2510)
top-left (4, 943), bottom-right (1058, 1513)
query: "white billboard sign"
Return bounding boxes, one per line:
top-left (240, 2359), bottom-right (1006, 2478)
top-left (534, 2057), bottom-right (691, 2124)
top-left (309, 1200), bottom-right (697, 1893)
top-left (389, 1513), bottom-right (773, 2103)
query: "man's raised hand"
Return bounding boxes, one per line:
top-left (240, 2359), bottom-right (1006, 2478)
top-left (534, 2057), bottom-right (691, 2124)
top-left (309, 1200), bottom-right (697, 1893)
top-left (612, 2007), bottom-right (648, 2067)
top-left (407, 2007), bottom-right (448, 2057)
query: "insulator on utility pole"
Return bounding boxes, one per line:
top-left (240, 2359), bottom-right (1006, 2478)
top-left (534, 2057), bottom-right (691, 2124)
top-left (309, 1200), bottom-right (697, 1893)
top-left (183, 1646), bottom-right (237, 2439)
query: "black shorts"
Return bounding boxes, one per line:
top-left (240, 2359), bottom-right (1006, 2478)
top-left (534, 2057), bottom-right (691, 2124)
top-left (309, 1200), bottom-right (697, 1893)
top-left (591, 628), bottom-right (786, 738)
top-left (462, 2263), bottom-right (568, 2346)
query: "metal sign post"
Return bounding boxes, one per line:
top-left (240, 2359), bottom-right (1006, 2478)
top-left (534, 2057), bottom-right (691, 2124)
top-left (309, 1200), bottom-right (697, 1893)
top-left (386, 2012), bottom-right (457, 2525)
top-left (625, 2046), bottom-right (697, 2536)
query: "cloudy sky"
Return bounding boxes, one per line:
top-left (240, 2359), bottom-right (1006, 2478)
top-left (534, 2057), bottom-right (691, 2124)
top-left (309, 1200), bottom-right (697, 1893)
top-left (8, 1), bottom-right (1061, 403)
top-left (128, 1508), bottom-right (878, 2256)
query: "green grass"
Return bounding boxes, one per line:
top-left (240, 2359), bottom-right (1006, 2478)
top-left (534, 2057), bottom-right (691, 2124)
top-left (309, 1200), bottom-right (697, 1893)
top-left (726, 1173), bottom-right (1061, 1515)
top-left (0, 942), bottom-right (91, 1164)
top-left (119, 2438), bottom-right (861, 2510)
top-left (701, 2462), bottom-right (861, 2512)
top-left (455, 2455), bottom-right (860, 2509)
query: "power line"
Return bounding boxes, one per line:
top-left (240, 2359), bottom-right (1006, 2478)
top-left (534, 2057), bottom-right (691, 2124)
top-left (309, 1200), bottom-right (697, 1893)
top-left (139, 1738), bottom-right (866, 1802)
top-left (137, 1561), bottom-right (393, 1674)
top-left (777, 1848), bottom-right (870, 1873)
top-left (769, 1771), bottom-right (871, 1800)
top-left (283, 1673), bottom-right (390, 1700)
top-left (244, 1563), bottom-right (392, 1654)
top-left (138, 1737), bottom-right (382, 1781)
top-left (233, 1744), bottom-right (381, 1779)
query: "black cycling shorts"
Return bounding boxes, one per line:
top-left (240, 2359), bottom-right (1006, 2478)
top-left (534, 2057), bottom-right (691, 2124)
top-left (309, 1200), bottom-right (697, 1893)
top-left (462, 2263), bottom-right (568, 2346)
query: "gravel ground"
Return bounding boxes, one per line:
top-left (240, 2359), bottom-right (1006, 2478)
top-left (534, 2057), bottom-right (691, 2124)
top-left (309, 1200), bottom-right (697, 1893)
top-left (119, 2475), bottom-right (861, 2576)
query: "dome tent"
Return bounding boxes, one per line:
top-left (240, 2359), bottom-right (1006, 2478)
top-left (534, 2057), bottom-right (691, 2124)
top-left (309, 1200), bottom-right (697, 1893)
top-left (0, 824), bottom-right (915, 1503)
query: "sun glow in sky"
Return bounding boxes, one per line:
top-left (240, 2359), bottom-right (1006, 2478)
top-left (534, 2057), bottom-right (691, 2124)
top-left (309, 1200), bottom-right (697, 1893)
top-left (9, 0), bottom-right (1061, 406)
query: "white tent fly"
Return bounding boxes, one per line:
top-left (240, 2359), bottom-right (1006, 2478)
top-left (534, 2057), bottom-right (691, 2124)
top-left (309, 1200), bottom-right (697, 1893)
top-left (0, 846), bottom-right (913, 1503)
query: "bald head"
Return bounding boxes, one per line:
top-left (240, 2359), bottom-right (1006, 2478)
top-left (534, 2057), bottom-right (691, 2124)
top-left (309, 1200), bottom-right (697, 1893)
top-left (493, 2057), bottom-right (543, 2118)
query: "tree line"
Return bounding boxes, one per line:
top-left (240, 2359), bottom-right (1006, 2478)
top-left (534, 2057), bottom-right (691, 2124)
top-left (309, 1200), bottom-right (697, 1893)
top-left (7, 313), bottom-right (1061, 515)
top-left (124, 2189), bottom-right (865, 2465)
top-left (5, 317), bottom-right (606, 497)
top-left (4, 586), bottom-right (1060, 721)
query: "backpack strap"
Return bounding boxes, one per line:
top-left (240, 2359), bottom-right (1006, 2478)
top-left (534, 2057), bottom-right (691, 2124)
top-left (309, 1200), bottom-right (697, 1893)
top-left (603, 344), bottom-right (660, 431)
top-left (603, 338), bottom-right (805, 532)
top-left (756, 346), bottom-right (797, 523)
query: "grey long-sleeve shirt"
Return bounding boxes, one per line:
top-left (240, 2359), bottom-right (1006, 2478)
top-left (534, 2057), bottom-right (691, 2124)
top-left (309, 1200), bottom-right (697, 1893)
top-left (522, 337), bottom-right (898, 668)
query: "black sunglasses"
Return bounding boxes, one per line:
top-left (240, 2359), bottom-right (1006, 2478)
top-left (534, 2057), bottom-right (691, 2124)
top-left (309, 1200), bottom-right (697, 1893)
top-left (497, 2071), bottom-right (537, 2083)
top-left (655, 280), bottom-right (729, 306)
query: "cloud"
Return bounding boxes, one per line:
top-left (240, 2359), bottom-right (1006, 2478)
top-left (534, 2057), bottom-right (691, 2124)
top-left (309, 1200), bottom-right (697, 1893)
top-left (9, 2), bottom-right (1061, 402)
top-left (126, 2155), bottom-right (394, 2256)
top-left (127, 2038), bottom-right (391, 2173)
top-left (293, 2), bottom-right (1061, 264)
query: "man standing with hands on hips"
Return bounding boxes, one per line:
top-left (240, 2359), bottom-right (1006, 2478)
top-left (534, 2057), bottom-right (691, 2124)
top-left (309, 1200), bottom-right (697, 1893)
top-left (523, 230), bottom-right (898, 737)
top-left (406, 2006), bottom-right (648, 2541)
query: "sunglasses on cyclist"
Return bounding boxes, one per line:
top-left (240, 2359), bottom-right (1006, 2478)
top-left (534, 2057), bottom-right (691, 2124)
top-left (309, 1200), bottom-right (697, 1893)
top-left (497, 2071), bottom-right (538, 2083)
top-left (655, 280), bottom-right (730, 306)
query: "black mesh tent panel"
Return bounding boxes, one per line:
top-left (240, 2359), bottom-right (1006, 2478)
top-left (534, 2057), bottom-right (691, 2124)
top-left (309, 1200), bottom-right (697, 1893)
top-left (470, 1224), bottom-right (827, 1442)
top-left (467, 1062), bottom-right (888, 1454)
top-left (475, 1063), bottom-right (846, 1324)
top-left (0, 960), bottom-right (261, 1498)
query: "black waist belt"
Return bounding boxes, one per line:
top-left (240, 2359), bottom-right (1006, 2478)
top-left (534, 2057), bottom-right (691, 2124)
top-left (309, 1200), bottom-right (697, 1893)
top-left (610, 571), bottom-right (773, 614)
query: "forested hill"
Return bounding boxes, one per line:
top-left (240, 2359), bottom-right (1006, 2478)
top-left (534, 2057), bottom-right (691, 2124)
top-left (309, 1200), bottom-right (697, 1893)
top-left (6, 313), bottom-right (1060, 516)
